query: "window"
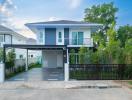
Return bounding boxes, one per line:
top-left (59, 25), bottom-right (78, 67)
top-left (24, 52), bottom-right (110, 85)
top-left (5, 35), bottom-right (11, 44)
top-left (72, 32), bottom-right (83, 45)
top-left (38, 31), bottom-right (43, 43)
top-left (58, 32), bottom-right (62, 42)
top-left (0, 35), bottom-right (4, 42)
top-left (19, 55), bottom-right (23, 59)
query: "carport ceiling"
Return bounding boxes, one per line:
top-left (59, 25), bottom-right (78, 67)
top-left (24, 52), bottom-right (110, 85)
top-left (4, 44), bottom-right (67, 50)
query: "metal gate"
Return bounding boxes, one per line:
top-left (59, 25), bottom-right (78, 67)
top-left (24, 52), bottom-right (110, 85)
top-left (69, 64), bottom-right (132, 80)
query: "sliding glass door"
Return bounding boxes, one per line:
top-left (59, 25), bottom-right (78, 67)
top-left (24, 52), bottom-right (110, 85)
top-left (72, 32), bottom-right (83, 45)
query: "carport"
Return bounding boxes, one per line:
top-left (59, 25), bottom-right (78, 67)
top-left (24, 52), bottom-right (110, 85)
top-left (2, 44), bottom-right (69, 81)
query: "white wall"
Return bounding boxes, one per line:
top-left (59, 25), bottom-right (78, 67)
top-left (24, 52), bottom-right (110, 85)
top-left (42, 50), bottom-right (63, 68)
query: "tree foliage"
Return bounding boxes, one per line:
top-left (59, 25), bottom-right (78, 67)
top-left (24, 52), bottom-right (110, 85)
top-left (6, 49), bottom-right (16, 67)
top-left (0, 48), bottom-right (3, 62)
top-left (117, 25), bottom-right (132, 47)
top-left (84, 2), bottom-right (118, 32)
top-left (84, 2), bottom-right (118, 46)
top-left (69, 49), bottom-right (76, 64)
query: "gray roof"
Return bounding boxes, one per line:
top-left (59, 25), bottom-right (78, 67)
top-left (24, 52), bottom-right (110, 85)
top-left (0, 25), bottom-right (14, 32)
top-left (26, 20), bottom-right (102, 25)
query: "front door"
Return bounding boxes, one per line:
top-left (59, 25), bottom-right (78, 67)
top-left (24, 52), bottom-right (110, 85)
top-left (57, 52), bottom-right (63, 68)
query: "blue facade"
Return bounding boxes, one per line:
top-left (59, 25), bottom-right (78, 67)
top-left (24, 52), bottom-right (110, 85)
top-left (45, 28), bottom-right (56, 45)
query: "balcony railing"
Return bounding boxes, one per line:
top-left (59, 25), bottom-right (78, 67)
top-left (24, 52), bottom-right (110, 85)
top-left (64, 38), bottom-right (93, 47)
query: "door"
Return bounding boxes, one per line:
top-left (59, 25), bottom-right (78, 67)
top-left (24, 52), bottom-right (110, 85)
top-left (57, 52), bottom-right (63, 68)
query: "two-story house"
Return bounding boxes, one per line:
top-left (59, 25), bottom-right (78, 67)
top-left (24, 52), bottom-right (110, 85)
top-left (0, 25), bottom-right (27, 59)
top-left (25, 20), bottom-right (102, 69)
top-left (0, 25), bottom-right (41, 66)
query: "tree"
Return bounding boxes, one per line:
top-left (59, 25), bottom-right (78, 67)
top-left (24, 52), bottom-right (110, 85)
top-left (79, 47), bottom-right (88, 64)
top-left (84, 2), bottom-right (118, 46)
top-left (69, 49), bottom-right (76, 64)
top-left (0, 48), bottom-right (3, 62)
top-left (6, 49), bottom-right (16, 68)
top-left (84, 2), bottom-right (118, 33)
top-left (117, 25), bottom-right (132, 47)
top-left (106, 22), bottom-right (122, 64)
top-left (124, 39), bottom-right (132, 64)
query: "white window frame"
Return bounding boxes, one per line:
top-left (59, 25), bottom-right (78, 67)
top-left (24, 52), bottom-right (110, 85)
top-left (56, 28), bottom-right (64, 45)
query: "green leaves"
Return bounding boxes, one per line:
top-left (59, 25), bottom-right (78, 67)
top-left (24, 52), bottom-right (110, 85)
top-left (84, 2), bottom-right (118, 32)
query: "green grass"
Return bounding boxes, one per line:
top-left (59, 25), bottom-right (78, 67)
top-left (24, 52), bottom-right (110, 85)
top-left (28, 63), bottom-right (42, 70)
top-left (128, 81), bottom-right (132, 85)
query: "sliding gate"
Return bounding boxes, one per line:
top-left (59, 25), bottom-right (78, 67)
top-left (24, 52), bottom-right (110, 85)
top-left (69, 64), bottom-right (132, 80)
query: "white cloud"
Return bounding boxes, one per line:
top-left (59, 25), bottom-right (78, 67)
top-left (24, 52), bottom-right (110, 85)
top-left (66, 0), bottom-right (82, 9)
top-left (0, 0), bottom-right (35, 38)
top-left (48, 16), bottom-right (61, 21)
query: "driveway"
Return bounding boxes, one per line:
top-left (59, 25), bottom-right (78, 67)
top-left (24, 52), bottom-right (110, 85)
top-left (7, 68), bottom-right (64, 81)
top-left (0, 87), bottom-right (132, 100)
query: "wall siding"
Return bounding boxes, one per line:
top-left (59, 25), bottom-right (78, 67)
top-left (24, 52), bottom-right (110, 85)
top-left (64, 28), bottom-right (69, 45)
top-left (45, 28), bottom-right (56, 45)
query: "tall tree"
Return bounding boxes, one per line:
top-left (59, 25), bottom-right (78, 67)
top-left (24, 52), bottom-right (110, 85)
top-left (84, 2), bottom-right (118, 32)
top-left (117, 25), bottom-right (132, 47)
top-left (84, 2), bottom-right (118, 46)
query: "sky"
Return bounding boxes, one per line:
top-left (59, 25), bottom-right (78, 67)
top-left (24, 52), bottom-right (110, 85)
top-left (0, 0), bottom-right (132, 38)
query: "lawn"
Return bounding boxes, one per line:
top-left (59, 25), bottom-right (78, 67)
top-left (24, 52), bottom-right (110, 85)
top-left (128, 81), bottom-right (132, 85)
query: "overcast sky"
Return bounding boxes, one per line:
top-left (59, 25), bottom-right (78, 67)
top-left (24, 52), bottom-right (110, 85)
top-left (0, 0), bottom-right (132, 38)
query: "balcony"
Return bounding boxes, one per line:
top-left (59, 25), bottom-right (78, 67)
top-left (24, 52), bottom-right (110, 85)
top-left (64, 38), bottom-right (93, 47)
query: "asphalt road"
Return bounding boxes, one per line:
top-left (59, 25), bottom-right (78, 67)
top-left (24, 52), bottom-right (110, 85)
top-left (0, 88), bottom-right (132, 100)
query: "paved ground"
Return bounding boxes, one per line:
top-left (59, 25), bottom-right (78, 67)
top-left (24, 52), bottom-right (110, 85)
top-left (4, 68), bottom-right (132, 100)
top-left (0, 87), bottom-right (132, 100)
top-left (8, 68), bottom-right (64, 81)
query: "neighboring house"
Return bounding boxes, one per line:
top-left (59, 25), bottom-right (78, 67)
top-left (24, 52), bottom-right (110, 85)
top-left (26, 38), bottom-right (42, 64)
top-left (25, 20), bottom-right (102, 69)
top-left (0, 25), bottom-right (27, 59)
top-left (0, 25), bottom-right (41, 67)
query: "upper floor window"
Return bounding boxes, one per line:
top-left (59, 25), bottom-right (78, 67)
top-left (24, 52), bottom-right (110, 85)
top-left (38, 31), bottom-right (43, 43)
top-left (0, 35), bottom-right (4, 42)
top-left (19, 55), bottom-right (23, 59)
top-left (58, 32), bottom-right (62, 42)
top-left (72, 32), bottom-right (83, 45)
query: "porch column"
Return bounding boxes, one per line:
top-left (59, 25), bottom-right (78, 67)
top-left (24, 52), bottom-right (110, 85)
top-left (65, 48), bottom-right (69, 81)
top-left (25, 49), bottom-right (28, 71)
top-left (0, 63), bottom-right (4, 83)
top-left (66, 48), bottom-right (69, 64)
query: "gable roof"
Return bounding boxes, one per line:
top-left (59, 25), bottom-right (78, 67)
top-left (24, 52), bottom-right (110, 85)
top-left (0, 25), bottom-right (27, 40)
top-left (25, 20), bottom-right (103, 26)
top-left (0, 25), bottom-right (15, 32)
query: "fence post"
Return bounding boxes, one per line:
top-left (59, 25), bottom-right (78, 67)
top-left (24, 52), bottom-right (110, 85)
top-left (64, 63), bottom-right (69, 81)
top-left (0, 63), bottom-right (5, 83)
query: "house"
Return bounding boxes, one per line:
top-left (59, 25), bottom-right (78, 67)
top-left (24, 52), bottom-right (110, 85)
top-left (0, 25), bottom-right (27, 59)
top-left (26, 38), bottom-right (42, 64)
top-left (0, 25), bottom-right (41, 66)
top-left (25, 20), bottom-right (102, 81)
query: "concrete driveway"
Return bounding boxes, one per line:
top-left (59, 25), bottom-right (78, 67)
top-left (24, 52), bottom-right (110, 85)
top-left (0, 87), bottom-right (132, 100)
top-left (7, 68), bottom-right (64, 81)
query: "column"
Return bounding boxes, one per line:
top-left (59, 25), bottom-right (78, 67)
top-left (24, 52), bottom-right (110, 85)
top-left (25, 49), bottom-right (28, 71)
